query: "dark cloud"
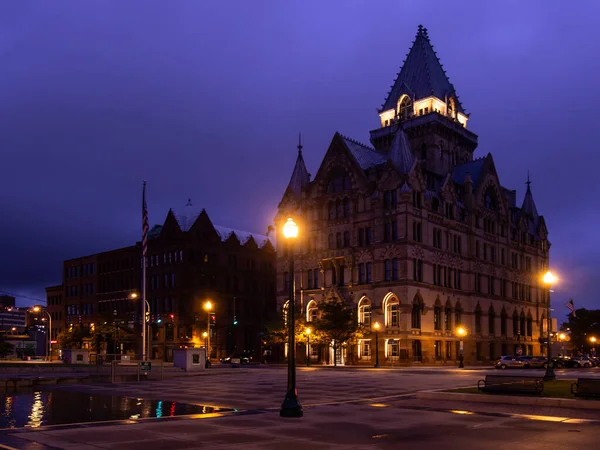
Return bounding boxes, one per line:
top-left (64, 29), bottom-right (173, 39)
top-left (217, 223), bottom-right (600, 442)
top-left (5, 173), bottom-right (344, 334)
top-left (0, 1), bottom-right (599, 315)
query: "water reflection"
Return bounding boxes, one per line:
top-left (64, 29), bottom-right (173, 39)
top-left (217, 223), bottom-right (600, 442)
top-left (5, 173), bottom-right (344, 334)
top-left (0, 390), bottom-right (227, 429)
top-left (27, 391), bottom-right (44, 428)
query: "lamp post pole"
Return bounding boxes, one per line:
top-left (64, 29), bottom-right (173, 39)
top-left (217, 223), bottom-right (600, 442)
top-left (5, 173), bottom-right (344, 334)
top-left (33, 307), bottom-right (51, 361)
top-left (205, 301), bottom-right (212, 363)
top-left (306, 328), bottom-right (311, 367)
top-left (280, 218), bottom-right (303, 418)
top-left (373, 322), bottom-right (380, 368)
top-left (457, 327), bottom-right (466, 368)
top-left (543, 271), bottom-right (556, 381)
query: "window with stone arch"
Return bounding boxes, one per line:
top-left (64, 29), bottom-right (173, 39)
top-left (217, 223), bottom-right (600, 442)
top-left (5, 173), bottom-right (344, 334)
top-left (484, 186), bottom-right (498, 212)
top-left (455, 301), bottom-right (463, 327)
top-left (282, 300), bottom-right (290, 327)
top-left (447, 97), bottom-right (456, 119)
top-left (488, 305), bottom-right (496, 335)
top-left (527, 312), bottom-right (533, 337)
top-left (383, 293), bottom-right (400, 327)
top-left (411, 295), bottom-right (422, 329)
top-left (358, 297), bottom-right (371, 326)
top-left (326, 169), bottom-right (352, 194)
top-left (306, 299), bottom-right (319, 322)
top-left (397, 95), bottom-right (412, 121)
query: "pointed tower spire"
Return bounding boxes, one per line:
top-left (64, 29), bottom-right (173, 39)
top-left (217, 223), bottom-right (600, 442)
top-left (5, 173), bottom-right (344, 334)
top-left (521, 172), bottom-right (539, 222)
top-left (380, 25), bottom-right (466, 115)
top-left (388, 127), bottom-right (414, 173)
top-left (284, 134), bottom-right (310, 199)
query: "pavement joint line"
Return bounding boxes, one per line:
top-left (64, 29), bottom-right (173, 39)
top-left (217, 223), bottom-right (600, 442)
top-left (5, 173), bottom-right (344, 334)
top-left (303, 392), bottom-right (418, 407)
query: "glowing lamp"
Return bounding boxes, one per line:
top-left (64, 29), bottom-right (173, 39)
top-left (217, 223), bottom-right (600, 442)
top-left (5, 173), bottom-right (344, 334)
top-left (282, 218), bottom-right (299, 239)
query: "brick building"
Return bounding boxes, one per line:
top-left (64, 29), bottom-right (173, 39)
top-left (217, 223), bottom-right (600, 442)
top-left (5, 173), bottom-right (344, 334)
top-left (275, 25), bottom-right (550, 365)
top-left (48, 205), bottom-right (276, 361)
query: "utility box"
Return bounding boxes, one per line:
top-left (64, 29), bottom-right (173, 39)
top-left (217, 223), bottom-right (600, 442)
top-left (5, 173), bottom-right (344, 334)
top-left (173, 348), bottom-right (207, 372)
top-left (62, 349), bottom-right (89, 364)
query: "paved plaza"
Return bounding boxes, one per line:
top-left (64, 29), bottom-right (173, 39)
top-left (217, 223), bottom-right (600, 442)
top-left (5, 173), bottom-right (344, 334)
top-left (1, 366), bottom-right (599, 449)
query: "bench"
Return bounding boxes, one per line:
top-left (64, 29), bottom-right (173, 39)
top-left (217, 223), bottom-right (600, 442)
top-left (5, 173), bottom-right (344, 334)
top-left (571, 378), bottom-right (600, 398)
top-left (478, 375), bottom-right (544, 395)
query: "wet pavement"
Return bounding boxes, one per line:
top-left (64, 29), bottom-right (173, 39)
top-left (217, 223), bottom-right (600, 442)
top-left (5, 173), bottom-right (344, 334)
top-left (0, 366), bottom-right (598, 449)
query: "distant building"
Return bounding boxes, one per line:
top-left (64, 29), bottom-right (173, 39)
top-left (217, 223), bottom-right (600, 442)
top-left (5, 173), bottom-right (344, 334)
top-left (275, 25), bottom-right (549, 365)
top-left (0, 307), bottom-right (26, 334)
top-left (47, 206), bottom-right (276, 361)
top-left (0, 295), bottom-right (16, 308)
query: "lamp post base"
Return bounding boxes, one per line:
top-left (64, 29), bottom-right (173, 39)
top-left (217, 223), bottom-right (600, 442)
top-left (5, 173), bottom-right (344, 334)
top-left (543, 365), bottom-right (556, 381)
top-left (280, 390), bottom-right (303, 418)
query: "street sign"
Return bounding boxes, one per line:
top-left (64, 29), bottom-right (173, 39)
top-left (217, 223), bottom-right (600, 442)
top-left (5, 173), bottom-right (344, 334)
top-left (139, 361), bottom-right (152, 373)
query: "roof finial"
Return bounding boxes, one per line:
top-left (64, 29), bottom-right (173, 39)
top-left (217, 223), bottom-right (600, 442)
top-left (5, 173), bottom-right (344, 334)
top-left (526, 171), bottom-right (531, 190)
top-left (418, 24), bottom-right (423, 34)
top-left (297, 132), bottom-right (303, 154)
top-left (186, 198), bottom-right (192, 207)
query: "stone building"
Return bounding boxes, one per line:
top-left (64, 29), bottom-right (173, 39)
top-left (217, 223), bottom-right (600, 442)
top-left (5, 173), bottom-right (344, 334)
top-left (275, 25), bottom-right (550, 366)
top-left (48, 204), bottom-right (276, 361)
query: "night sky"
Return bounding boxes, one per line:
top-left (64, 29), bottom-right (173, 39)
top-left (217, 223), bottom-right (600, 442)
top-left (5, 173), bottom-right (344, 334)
top-left (1, 1), bottom-right (598, 318)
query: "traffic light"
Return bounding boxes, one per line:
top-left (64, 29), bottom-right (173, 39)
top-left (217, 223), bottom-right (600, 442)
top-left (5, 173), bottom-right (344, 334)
top-left (145, 311), bottom-right (150, 323)
top-left (170, 314), bottom-right (175, 321)
top-left (157, 314), bottom-right (162, 324)
top-left (233, 316), bottom-right (238, 326)
top-left (210, 314), bottom-right (216, 326)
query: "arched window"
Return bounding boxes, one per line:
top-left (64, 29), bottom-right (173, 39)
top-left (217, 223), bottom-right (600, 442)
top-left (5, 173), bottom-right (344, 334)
top-left (520, 311), bottom-right (526, 337)
top-left (358, 297), bottom-right (371, 326)
top-left (501, 308), bottom-right (507, 336)
top-left (444, 301), bottom-right (452, 331)
top-left (447, 97), bottom-right (456, 118)
top-left (411, 297), bottom-right (421, 329)
top-left (306, 300), bottom-right (318, 322)
top-left (336, 199), bottom-right (342, 218)
top-left (455, 302), bottom-right (463, 327)
top-left (527, 313), bottom-right (533, 337)
top-left (383, 293), bottom-right (400, 327)
top-left (488, 306), bottom-right (496, 335)
top-left (282, 300), bottom-right (290, 327)
top-left (343, 198), bottom-right (350, 217)
top-left (397, 95), bottom-right (412, 121)
top-left (327, 172), bottom-right (352, 194)
top-left (512, 310), bottom-right (519, 336)
top-left (328, 201), bottom-right (335, 220)
top-left (434, 299), bottom-right (442, 331)
top-left (475, 305), bottom-right (482, 334)
top-left (484, 187), bottom-right (498, 212)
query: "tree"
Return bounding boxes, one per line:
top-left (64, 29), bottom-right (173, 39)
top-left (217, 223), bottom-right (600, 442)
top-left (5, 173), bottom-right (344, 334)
top-left (313, 297), bottom-right (362, 366)
top-left (0, 336), bottom-right (15, 358)
top-left (561, 308), bottom-right (600, 353)
top-left (57, 327), bottom-right (86, 349)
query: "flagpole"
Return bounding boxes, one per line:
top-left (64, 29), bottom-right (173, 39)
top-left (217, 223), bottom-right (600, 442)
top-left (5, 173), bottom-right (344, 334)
top-left (142, 181), bottom-right (148, 361)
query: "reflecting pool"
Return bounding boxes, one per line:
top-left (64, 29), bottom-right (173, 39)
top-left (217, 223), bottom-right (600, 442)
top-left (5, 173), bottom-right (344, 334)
top-left (0, 389), bottom-right (230, 429)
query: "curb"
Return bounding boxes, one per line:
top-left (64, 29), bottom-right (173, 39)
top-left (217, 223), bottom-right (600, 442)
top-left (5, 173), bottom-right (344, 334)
top-left (416, 390), bottom-right (600, 410)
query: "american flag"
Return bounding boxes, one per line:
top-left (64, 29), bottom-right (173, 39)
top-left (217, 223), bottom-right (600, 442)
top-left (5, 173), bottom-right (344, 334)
top-left (142, 181), bottom-right (149, 258)
top-left (566, 299), bottom-right (576, 317)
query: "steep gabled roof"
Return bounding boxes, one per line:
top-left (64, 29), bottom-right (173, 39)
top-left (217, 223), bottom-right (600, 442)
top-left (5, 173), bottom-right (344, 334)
top-left (381, 24), bottom-right (465, 114)
top-left (452, 158), bottom-right (486, 187)
top-left (284, 135), bottom-right (310, 198)
top-left (339, 133), bottom-right (386, 170)
top-left (388, 128), bottom-right (414, 174)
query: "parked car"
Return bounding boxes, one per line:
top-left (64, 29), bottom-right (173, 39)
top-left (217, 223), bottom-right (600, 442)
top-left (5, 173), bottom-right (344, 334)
top-left (494, 356), bottom-right (525, 370)
top-left (220, 353), bottom-right (252, 364)
top-left (551, 356), bottom-right (583, 369)
top-left (571, 356), bottom-right (593, 368)
top-left (520, 356), bottom-right (548, 369)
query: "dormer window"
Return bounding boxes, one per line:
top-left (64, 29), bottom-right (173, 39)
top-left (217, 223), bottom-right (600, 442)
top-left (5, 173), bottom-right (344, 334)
top-left (397, 95), bottom-right (412, 121)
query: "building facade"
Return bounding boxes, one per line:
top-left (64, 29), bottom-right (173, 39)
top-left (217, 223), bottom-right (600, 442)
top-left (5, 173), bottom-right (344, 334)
top-left (47, 205), bottom-right (276, 361)
top-left (275, 25), bottom-right (550, 366)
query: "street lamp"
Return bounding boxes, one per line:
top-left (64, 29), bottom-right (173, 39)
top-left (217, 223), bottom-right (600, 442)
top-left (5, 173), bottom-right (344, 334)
top-left (590, 336), bottom-right (597, 356)
top-left (559, 333), bottom-right (566, 356)
top-left (130, 292), bottom-right (151, 359)
top-left (204, 301), bottom-right (213, 362)
top-left (457, 327), bottom-right (466, 368)
top-left (305, 328), bottom-right (311, 367)
top-left (33, 306), bottom-right (52, 361)
top-left (280, 217), bottom-right (303, 418)
top-left (542, 271), bottom-right (557, 381)
top-left (373, 322), bottom-right (380, 368)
